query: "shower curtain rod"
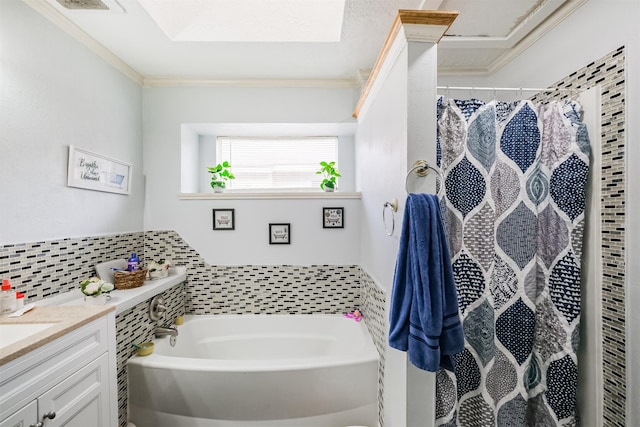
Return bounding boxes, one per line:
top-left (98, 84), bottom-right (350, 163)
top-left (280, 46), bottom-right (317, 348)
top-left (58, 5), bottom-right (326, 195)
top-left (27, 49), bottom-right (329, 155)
top-left (437, 86), bottom-right (574, 92)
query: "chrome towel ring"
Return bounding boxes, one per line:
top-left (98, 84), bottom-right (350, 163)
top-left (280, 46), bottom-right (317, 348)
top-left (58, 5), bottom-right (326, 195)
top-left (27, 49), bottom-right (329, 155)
top-left (383, 198), bottom-right (398, 236)
top-left (405, 160), bottom-right (443, 195)
top-left (383, 160), bottom-right (442, 237)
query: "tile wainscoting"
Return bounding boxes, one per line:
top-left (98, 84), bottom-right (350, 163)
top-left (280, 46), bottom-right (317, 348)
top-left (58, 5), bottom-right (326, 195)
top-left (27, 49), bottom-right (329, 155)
top-left (360, 270), bottom-right (388, 427)
top-left (116, 283), bottom-right (185, 426)
top-left (144, 230), bottom-right (363, 314)
top-left (1, 230), bottom-right (390, 427)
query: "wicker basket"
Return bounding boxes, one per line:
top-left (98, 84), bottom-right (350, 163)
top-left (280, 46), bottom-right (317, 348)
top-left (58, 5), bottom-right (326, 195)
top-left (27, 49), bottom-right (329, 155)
top-left (113, 268), bottom-right (147, 290)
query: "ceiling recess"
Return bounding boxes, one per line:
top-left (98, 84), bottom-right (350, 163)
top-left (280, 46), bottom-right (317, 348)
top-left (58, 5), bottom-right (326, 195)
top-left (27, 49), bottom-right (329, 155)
top-left (137, 0), bottom-right (346, 42)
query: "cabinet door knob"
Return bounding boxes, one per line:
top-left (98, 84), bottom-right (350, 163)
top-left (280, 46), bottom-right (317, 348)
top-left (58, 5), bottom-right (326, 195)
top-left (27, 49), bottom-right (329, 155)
top-left (42, 411), bottom-right (56, 420)
top-left (28, 410), bottom-right (56, 427)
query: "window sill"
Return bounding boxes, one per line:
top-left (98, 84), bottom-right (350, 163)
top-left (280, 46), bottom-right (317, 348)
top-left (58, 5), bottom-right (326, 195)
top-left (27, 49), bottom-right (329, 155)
top-left (178, 191), bottom-right (362, 200)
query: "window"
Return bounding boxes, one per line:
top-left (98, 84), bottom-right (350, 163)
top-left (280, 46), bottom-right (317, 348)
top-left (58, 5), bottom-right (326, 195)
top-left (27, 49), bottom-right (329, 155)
top-left (216, 137), bottom-right (338, 190)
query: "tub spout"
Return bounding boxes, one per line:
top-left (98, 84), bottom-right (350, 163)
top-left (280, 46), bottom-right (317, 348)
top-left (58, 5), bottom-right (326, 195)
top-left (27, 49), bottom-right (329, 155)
top-left (155, 326), bottom-right (178, 338)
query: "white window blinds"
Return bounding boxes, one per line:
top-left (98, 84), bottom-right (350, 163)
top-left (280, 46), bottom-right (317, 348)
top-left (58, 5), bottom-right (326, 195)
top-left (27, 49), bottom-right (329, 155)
top-left (216, 137), bottom-right (338, 190)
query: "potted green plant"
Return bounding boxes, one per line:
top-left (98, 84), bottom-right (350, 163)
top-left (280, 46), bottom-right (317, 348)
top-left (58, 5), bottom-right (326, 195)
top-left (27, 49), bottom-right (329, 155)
top-left (207, 161), bottom-right (235, 192)
top-left (316, 161), bottom-right (341, 192)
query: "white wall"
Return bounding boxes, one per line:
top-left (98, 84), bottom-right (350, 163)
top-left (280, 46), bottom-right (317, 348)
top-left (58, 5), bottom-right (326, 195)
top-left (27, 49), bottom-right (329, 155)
top-left (356, 47), bottom-right (409, 426)
top-left (197, 135), bottom-right (216, 193)
top-left (356, 37), bottom-right (441, 426)
top-left (180, 126), bottom-right (199, 193)
top-left (143, 86), bottom-right (361, 265)
top-left (0, 0), bottom-right (144, 244)
top-left (441, 1), bottom-right (640, 423)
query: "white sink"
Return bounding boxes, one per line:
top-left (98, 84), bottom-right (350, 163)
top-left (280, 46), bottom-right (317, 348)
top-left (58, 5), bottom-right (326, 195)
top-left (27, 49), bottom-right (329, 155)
top-left (0, 323), bottom-right (57, 349)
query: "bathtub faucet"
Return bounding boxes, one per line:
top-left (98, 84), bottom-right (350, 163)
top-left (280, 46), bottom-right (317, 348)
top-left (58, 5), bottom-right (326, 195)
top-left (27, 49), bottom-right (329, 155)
top-left (154, 326), bottom-right (178, 338)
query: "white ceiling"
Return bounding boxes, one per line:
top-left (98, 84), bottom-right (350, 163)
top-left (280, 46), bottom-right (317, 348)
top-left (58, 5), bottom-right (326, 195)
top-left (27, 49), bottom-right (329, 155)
top-left (28, 0), bottom-right (587, 85)
top-left (136, 0), bottom-right (347, 42)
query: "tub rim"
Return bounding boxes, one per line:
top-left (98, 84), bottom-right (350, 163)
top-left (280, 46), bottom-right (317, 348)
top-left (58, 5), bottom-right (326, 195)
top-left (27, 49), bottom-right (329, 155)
top-left (128, 313), bottom-right (379, 372)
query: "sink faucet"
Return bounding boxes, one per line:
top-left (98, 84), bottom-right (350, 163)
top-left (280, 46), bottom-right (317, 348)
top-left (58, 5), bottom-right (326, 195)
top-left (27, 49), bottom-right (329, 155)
top-left (154, 326), bottom-right (178, 338)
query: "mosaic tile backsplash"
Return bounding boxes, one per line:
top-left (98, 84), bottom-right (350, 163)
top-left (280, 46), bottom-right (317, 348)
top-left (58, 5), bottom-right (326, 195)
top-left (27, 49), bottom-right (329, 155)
top-left (0, 232), bottom-right (144, 302)
top-left (144, 230), bottom-right (363, 315)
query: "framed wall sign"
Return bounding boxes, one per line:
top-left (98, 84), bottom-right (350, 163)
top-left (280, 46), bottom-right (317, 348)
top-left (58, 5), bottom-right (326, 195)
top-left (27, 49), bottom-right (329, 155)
top-left (67, 145), bottom-right (132, 195)
top-left (213, 209), bottom-right (235, 230)
top-left (269, 223), bottom-right (290, 244)
top-left (323, 207), bottom-right (344, 228)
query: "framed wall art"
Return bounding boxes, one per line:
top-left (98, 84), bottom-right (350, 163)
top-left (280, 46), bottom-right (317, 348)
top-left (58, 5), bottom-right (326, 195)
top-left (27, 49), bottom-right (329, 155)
top-left (323, 207), bottom-right (344, 228)
top-left (67, 145), bottom-right (132, 195)
top-left (269, 223), bottom-right (290, 244)
top-left (213, 209), bottom-right (235, 230)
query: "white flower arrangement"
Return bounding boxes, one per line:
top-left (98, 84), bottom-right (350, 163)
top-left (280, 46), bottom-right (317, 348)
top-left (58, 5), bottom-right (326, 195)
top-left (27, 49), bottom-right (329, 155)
top-left (80, 277), bottom-right (114, 297)
top-left (147, 259), bottom-right (171, 272)
top-left (147, 259), bottom-right (172, 279)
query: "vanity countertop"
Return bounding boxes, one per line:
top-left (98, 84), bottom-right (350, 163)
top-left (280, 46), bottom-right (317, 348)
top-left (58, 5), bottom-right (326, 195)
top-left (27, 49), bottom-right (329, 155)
top-left (0, 268), bottom-right (187, 366)
top-left (0, 304), bottom-right (114, 366)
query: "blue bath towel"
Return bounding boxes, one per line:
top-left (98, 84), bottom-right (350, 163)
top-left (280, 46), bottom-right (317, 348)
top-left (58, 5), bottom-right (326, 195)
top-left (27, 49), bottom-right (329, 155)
top-left (389, 193), bottom-right (464, 372)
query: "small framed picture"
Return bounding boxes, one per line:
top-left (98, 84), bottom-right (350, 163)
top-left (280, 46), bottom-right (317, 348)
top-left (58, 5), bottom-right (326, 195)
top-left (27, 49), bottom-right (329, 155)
top-left (323, 207), bottom-right (344, 228)
top-left (213, 209), bottom-right (235, 230)
top-left (269, 223), bottom-right (290, 244)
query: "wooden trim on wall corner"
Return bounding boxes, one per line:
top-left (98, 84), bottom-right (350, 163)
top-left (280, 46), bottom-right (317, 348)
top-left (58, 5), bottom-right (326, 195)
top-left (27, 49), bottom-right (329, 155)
top-left (352, 10), bottom-right (458, 119)
top-left (396, 10), bottom-right (459, 29)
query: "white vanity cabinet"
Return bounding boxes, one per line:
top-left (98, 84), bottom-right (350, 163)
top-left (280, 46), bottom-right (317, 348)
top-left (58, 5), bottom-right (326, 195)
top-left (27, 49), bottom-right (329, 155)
top-left (0, 400), bottom-right (37, 427)
top-left (0, 315), bottom-right (115, 427)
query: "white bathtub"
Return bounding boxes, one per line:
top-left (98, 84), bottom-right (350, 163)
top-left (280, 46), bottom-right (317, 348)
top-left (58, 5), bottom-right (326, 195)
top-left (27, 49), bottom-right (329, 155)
top-left (127, 315), bottom-right (379, 427)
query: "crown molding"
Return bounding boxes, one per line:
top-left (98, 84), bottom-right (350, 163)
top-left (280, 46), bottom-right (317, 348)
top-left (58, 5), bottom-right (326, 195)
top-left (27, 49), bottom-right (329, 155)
top-left (438, 67), bottom-right (491, 77)
top-left (486, 0), bottom-right (588, 75)
top-left (437, 0), bottom-right (588, 77)
top-left (142, 77), bottom-right (361, 88)
top-left (23, 0), bottom-right (143, 85)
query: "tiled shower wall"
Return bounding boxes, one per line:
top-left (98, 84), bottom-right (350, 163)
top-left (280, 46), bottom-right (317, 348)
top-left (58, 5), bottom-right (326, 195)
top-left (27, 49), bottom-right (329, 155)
top-left (532, 46), bottom-right (626, 426)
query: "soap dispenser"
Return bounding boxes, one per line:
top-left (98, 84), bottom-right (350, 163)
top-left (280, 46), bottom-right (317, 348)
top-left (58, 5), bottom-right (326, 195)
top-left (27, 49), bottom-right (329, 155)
top-left (15, 292), bottom-right (25, 311)
top-left (0, 279), bottom-right (15, 314)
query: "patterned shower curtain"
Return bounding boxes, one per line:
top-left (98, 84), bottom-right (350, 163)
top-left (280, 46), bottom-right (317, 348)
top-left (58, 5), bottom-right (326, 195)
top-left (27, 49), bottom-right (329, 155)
top-left (434, 98), bottom-right (590, 426)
